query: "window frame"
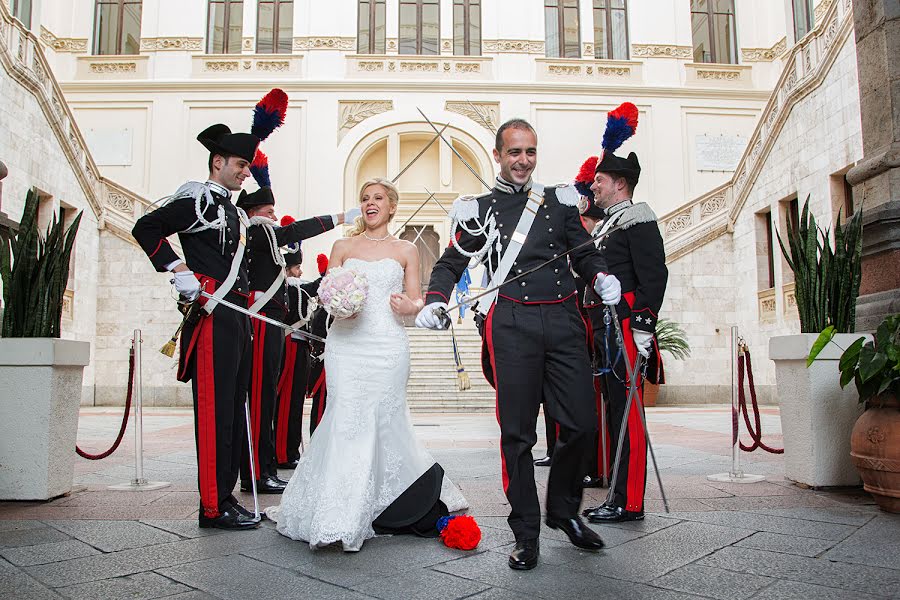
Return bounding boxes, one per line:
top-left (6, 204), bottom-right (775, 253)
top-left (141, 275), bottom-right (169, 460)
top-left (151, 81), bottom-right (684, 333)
top-left (453, 0), bottom-right (481, 56)
top-left (11, 0), bottom-right (33, 29)
top-left (206, 0), bottom-right (243, 55)
top-left (592, 0), bottom-right (628, 60)
top-left (545, 0), bottom-right (581, 59)
top-left (690, 0), bottom-right (738, 64)
top-left (792, 0), bottom-right (814, 41)
top-left (93, 0), bottom-right (143, 56)
top-left (357, 0), bottom-right (386, 54)
top-left (256, 0), bottom-right (293, 54)
top-left (399, 0), bottom-right (440, 56)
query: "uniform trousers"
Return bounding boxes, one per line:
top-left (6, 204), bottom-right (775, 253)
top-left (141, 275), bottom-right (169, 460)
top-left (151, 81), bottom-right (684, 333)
top-left (307, 357), bottom-right (327, 436)
top-left (484, 298), bottom-right (597, 541)
top-left (275, 335), bottom-right (311, 464)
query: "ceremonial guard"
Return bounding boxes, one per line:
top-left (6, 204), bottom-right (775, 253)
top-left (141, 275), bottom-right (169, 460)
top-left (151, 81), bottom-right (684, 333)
top-left (132, 123), bottom-right (261, 530)
top-left (416, 118), bottom-right (622, 570)
top-left (581, 105), bottom-right (668, 523)
top-left (274, 239), bottom-right (326, 469)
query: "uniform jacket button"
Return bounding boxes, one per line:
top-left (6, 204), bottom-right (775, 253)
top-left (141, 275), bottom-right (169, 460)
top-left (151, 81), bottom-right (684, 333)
top-left (503, 235), bottom-right (508, 240)
top-left (557, 294), bottom-right (562, 299)
top-left (548, 228), bottom-right (553, 232)
top-left (556, 281), bottom-right (561, 285)
top-left (549, 243), bottom-right (555, 248)
top-left (524, 295), bottom-right (529, 301)
top-left (554, 268), bottom-right (559, 273)
top-left (520, 281), bottom-right (527, 287)
top-left (545, 215), bottom-right (550, 219)
top-left (517, 269), bottom-right (522, 274)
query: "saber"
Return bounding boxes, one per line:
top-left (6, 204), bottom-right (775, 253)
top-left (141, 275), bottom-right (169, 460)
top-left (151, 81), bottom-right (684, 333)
top-left (440, 211), bottom-right (628, 315)
top-left (606, 305), bottom-right (670, 513)
top-left (197, 291), bottom-right (326, 343)
top-left (417, 108), bottom-right (493, 192)
top-left (600, 393), bottom-right (609, 487)
top-left (391, 122), bottom-right (450, 184)
top-left (391, 191), bottom-right (438, 237)
top-left (244, 400), bottom-right (261, 520)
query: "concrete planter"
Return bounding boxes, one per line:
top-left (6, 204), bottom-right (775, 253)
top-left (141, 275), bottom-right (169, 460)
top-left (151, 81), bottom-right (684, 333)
top-left (770, 333), bottom-right (867, 488)
top-left (0, 338), bottom-right (90, 500)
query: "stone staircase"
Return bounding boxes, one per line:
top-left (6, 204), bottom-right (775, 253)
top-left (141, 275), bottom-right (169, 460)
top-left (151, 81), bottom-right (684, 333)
top-left (406, 325), bottom-right (496, 412)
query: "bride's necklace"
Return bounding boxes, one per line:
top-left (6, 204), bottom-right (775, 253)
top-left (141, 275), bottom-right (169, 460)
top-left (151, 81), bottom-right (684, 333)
top-left (363, 230), bottom-right (391, 242)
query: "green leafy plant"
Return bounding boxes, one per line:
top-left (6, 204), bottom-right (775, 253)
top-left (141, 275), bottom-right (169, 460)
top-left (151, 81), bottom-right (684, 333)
top-left (0, 188), bottom-right (82, 337)
top-left (655, 318), bottom-right (691, 361)
top-left (776, 196), bottom-right (863, 333)
top-left (807, 314), bottom-right (900, 404)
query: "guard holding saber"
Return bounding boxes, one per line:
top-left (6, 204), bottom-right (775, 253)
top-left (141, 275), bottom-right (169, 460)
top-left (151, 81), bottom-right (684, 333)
top-left (580, 104), bottom-right (668, 524)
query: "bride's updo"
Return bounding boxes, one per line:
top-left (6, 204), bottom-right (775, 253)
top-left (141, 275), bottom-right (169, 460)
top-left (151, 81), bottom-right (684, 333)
top-left (347, 177), bottom-right (400, 237)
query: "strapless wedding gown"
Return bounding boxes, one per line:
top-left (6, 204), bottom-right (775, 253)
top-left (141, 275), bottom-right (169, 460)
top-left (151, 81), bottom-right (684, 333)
top-left (268, 257), bottom-right (468, 551)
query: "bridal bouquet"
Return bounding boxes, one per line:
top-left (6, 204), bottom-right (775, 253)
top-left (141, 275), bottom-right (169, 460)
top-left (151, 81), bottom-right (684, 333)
top-left (318, 266), bottom-right (368, 319)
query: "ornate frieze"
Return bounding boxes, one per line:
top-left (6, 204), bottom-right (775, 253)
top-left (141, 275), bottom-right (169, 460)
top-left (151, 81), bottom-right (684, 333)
top-left (700, 193), bottom-right (726, 218)
top-left (39, 27), bottom-right (88, 53)
top-left (357, 60), bottom-right (384, 72)
top-left (89, 62), bottom-right (137, 74)
top-left (665, 213), bottom-right (693, 237)
top-left (293, 37), bottom-right (355, 51)
top-left (482, 39), bottom-right (544, 54)
top-left (257, 60), bottom-right (290, 72)
top-left (338, 100), bottom-right (393, 139)
top-left (814, 0), bottom-right (833, 23)
top-left (741, 37), bottom-right (787, 62)
top-left (445, 101), bottom-right (499, 133)
top-left (547, 64), bottom-right (581, 76)
top-left (632, 44), bottom-right (692, 59)
top-left (106, 192), bottom-right (135, 213)
top-left (696, 69), bottom-right (740, 81)
top-left (400, 61), bottom-right (438, 72)
top-left (140, 37), bottom-right (203, 52)
top-left (203, 60), bottom-right (239, 72)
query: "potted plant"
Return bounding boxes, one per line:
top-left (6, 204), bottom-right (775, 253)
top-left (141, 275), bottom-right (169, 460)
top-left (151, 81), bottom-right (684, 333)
top-left (768, 198), bottom-right (865, 487)
top-left (0, 188), bottom-right (87, 500)
top-left (807, 315), bottom-right (900, 512)
top-left (647, 318), bottom-right (691, 406)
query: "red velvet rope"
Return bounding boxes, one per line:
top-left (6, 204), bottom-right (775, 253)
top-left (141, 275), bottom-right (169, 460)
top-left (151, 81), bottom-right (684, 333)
top-left (737, 349), bottom-right (784, 454)
top-left (75, 348), bottom-right (134, 460)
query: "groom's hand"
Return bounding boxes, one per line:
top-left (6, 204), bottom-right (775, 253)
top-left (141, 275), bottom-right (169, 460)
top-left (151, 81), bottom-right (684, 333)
top-left (415, 302), bottom-right (450, 330)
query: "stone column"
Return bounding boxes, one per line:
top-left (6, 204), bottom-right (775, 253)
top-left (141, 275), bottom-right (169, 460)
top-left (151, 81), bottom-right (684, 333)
top-left (847, 0), bottom-right (900, 331)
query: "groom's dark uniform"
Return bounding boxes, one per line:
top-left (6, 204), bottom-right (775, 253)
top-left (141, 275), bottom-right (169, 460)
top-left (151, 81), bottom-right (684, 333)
top-left (425, 178), bottom-right (609, 542)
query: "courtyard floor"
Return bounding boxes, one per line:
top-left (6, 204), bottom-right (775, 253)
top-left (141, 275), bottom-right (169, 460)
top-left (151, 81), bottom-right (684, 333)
top-left (1, 406), bottom-right (897, 599)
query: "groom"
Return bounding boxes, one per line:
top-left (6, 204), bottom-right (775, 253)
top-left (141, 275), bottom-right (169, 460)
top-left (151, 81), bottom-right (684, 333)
top-left (417, 118), bottom-right (622, 570)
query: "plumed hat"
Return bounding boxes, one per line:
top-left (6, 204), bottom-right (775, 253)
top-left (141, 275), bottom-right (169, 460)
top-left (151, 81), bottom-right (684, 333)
top-left (595, 102), bottom-right (641, 187)
top-left (197, 124), bottom-right (259, 163)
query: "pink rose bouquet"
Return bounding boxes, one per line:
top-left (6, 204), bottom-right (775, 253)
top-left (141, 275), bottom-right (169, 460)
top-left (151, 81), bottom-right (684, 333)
top-left (318, 266), bottom-right (368, 319)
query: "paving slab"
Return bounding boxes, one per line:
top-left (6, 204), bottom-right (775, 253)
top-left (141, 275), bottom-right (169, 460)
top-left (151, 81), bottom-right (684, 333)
top-left (745, 506), bottom-right (879, 526)
top-left (139, 520), bottom-right (228, 539)
top-left (820, 514), bottom-right (900, 571)
top-left (350, 567), bottom-right (491, 600)
top-left (734, 531), bottom-right (837, 557)
top-left (650, 563), bottom-right (774, 600)
top-left (664, 510), bottom-right (859, 541)
top-left (0, 556), bottom-right (63, 599)
top-left (1, 539), bottom-right (101, 566)
top-left (45, 520), bottom-right (181, 552)
top-left (747, 579), bottom-right (887, 600)
top-left (0, 525), bottom-right (71, 548)
top-left (54, 572), bottom-right (192, 600)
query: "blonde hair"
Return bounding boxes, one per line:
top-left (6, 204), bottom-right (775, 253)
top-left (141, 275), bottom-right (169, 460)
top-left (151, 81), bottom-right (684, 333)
top-left (347, 177), bottom-right (400, 237)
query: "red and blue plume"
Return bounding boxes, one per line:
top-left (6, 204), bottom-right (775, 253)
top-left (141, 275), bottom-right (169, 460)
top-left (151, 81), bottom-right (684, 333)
top-left (602, 102), bottom-right (639, 154)
top-left (574, 156), bottom-right (599, 198)
top-left (280, 215), bottom-right (295, 226)
top-left (251, 88), bottom-right (288, 142)
top-left (250, 149), bottom-right (270, 188)
top-left (317, 253), bottom-right (329, 275)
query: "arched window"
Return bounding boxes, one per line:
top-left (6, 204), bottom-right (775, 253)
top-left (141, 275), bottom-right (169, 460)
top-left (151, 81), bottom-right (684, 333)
top-left (545, 0), bottom-right (580, 59)
top-left (593, 0), bottom-right (628, 60)
top-left (453, 0), bottom-right (481, 56)
top-left (399, 0), bottom-right (439, 55)
top-left (358, 0), bottom-right (386, 54)
top-left (93, 0), bottom-right (142, 55)
top-left (207, 0), bottom-right (243, 54)
top-left (691, 0), bottom-right (737, 64)
top-left (257, 0), bottom-right (293, 54)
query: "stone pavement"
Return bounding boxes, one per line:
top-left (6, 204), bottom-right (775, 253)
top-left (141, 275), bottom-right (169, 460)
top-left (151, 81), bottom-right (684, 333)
top-left (1, 407), bottom-right (898, 600)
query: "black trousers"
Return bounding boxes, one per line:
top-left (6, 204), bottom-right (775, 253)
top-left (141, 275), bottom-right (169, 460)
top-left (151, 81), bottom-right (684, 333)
top-left (307, 356), bottom-right (327, 436)
top-left (484, 298), bottom-right (597, 541)
top-left (275, 335), bottom-right (311, 464)
top-left (241, 308), bottom-right (285, 483)
top-left (589, 301), bottom-right (647, 512)
top-left (541, 406), bottom-right (557, 457)
top-left (181, 297), bottom-right (251, 518)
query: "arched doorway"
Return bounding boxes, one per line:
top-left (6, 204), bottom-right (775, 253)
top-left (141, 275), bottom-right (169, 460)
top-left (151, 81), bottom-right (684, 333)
top-left (399, 224), bottom-right (440, 294)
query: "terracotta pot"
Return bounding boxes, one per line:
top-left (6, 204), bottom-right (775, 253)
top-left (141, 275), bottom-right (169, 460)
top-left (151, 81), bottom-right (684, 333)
top-left (643, 383), bottom-right (659, 407)
top-left (850, 393), bottom-right (900, 513)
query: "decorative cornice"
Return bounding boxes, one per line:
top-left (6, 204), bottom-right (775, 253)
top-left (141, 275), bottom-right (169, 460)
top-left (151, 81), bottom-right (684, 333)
top-left (482, 39), bottom-right (544, 54)
top-left (445, 101), bottom-right (499, 133)
top-left (140, 37), bottom-right (203, 52)
top-left (39, 26), bottom-right (87, 53)
top-left (293, 36), bottom-right (355, 51)
top-left (632, 44), bottom-right (692, 59)
top-left (741, 37), bottom-right (787, 62)
top-left (338, 100), bottom-right (393, 140)
top-left (90, 61), bottom-right (136, 74)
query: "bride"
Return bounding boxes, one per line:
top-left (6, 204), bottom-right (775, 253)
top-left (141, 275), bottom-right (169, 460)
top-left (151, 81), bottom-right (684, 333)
top-left (268, 177), bottom-right (468, 551)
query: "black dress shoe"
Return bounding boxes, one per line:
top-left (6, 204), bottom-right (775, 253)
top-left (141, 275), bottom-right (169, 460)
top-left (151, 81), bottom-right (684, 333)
top-left (198, 506), bottom-right (260, 530)
top-left (508, 539), bottom-right (539, 570)
top-left (272, 474), bottom-right (289, 485)
top-left (277, 458), bottom-right (300, 469)
top-left (582, 475), bottom-right (605, 488)
top-left (545, 516), bottom-right (605, 550)
top-left (586, 505), bottom-right (644, 523)
top-left (533, 455), bottom-right (552, 467)
top-left (241, 476), bottom-right (287, 494)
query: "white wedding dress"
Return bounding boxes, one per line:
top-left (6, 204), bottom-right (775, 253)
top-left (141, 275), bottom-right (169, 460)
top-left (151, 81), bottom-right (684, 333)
top-left (268, 257), bottom-right (468, 551)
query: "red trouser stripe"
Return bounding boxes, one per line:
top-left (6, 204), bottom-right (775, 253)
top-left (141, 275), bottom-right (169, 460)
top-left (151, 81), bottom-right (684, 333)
top-left (594, 376), bottom-right (606, 477)
top-left (620, 291), bottom-right (647, 511)
top-left (196, 314), bottom-right (219, 518)
top-left (275, 336), bottom-right (297, 464)
top-left (249, 315), bottom-right (267, 479)
top-left (484, 304), bottom-right (509, 494)
top-left (313, 368), bottom-right (326, 424)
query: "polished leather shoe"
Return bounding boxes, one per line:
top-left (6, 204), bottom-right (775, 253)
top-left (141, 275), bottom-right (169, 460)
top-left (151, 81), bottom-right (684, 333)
top-left (545, 516), bottom-right (605, 550)
top-left (277, 458), bottom-right (300, 469)
top-left (241, 476), bottom-right (287, 494)
top-left (586, 505), bottom-right (644, 523)
top-left (272, 474), bottom-right (290, 485)
top-left (198, 506), bottom-right (260, 530)
top-left (508, 539), bottom-right (539, 570)
top-left (582, 475), bottom-right (605, 488)
top-left (533, 455), bottom-right (552, 467)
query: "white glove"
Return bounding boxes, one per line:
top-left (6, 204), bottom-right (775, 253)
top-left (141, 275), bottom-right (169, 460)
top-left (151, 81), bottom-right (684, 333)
top-left (172, 271), bottom-right (201, 301)
top-left (594, 273), bottom-right (622, 306)
top-left (632, 330), bottom-right (653, 358)
top-left (343, 207), bottom-right (362, 223)
top-left (415, 302), bottom-right (449, 330)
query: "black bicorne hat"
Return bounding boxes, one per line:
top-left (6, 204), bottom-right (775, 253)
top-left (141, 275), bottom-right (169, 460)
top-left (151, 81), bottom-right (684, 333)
top-left (595, 151), bottom-right (641, 187)
top-left (197, 123), bottom-right (260, 163)
top-left (235, 186), bottom-right (275, 210)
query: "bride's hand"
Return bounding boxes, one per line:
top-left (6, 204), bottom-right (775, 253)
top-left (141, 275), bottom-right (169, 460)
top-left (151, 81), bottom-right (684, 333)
top-left (390, 293), bottom-right (421, 316)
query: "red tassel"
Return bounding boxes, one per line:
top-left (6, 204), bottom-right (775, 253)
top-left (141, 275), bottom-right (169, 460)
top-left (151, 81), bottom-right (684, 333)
top-left (576, 156), bottom-right (599, 183)
top-left (280, 215), bottom-right (295, 226)
top-left (316, 253), bottom-right (329, 275)
top-left (440, 515), bottom-right (481, 550)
